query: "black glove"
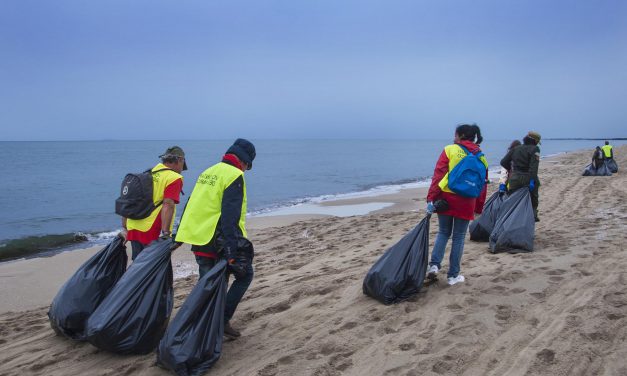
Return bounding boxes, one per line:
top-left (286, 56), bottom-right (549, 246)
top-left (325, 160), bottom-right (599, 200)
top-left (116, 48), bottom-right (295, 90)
top-left (227, 258), bottom-right (247, 279)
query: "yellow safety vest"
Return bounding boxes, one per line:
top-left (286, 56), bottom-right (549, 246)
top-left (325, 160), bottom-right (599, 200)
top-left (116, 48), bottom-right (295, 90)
top-left (175, 162), bottom-right (247, 246)
top-left (602, 145), bottom-right (613, 158)
top-left (438, 144), bottom-right (488, 194)
top-left (126, 163), bottom-right (183, 232)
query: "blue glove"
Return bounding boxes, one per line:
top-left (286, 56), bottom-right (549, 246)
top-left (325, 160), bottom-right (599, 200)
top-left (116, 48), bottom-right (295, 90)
top-left (499, 183), bottom-right (506, 193)
top-left (529, 179), bottom-right (535, 191)
top-left (426, 202), bottom-right (435, 214)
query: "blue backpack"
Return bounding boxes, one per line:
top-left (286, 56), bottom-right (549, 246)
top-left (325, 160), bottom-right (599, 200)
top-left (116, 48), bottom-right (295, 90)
top-left (447, 144), bottom-right (487, 198)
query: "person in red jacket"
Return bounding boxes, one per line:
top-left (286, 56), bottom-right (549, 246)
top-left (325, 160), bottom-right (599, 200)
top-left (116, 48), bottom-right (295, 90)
top-left (425, 124), bottom-right (488, 285)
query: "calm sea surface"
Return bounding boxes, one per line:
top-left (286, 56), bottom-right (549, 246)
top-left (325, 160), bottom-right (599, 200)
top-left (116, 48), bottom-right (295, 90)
top-left (1, 139), bottom-right (624, 260)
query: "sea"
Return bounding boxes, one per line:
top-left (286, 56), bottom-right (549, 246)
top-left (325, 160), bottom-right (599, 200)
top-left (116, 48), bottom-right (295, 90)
top-left (1, 139), bottom-right (624, 262)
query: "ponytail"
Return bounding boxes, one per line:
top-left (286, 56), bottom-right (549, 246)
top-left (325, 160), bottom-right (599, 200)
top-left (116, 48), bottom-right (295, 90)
top-left (455, 123), bottom-right (483, 144)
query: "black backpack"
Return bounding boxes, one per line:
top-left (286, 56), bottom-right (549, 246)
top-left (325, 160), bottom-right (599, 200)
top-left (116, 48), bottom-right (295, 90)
top-left (115, 168), bottom-right (171, 220)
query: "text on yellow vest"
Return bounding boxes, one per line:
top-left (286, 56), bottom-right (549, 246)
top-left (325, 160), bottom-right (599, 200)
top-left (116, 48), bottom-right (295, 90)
top-left (438, 144), bottom-right (488, 193)
top-left (175, 162), bottom-right (247, 246)
top-left (126, 163), bottom-right (183, 232)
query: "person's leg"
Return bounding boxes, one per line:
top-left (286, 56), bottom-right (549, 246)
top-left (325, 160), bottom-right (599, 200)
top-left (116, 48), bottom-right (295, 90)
top-left (224, 262), bottom-right (254, 323)
top-left (531, 185), bottom-right (539, 221)
top-left (448, 217), bottom-right (470, 279)
top-left (194, 255), bottom-right (216, 279)
top-left (429, 214), bottom-right (454, 269)
top-left (130, 241), bottom-right (145, 261)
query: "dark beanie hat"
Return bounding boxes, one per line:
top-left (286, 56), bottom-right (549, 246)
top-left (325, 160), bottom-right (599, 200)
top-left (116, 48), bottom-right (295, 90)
top-left (226, 138), bottom-right (256, 170)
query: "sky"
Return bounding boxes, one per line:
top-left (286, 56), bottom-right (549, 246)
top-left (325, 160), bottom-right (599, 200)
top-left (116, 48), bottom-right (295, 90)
top-left (1, 0), bottom-right (626, 141)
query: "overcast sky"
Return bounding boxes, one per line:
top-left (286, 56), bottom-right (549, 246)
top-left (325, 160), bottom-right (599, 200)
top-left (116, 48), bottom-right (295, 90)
top-left (1, 0), bottom-right (626, 141)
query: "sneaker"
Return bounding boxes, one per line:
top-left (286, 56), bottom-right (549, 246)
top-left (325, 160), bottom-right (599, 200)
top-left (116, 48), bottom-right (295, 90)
top-left (447, 275), bottom-right (465, 286)
top-left (224, 322), bottom-right (241, 338)
top-left (427, 265), bottom-right (439, 279)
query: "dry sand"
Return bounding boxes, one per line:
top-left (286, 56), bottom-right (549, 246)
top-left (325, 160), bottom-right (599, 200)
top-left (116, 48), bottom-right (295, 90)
top-left (1, 146), bottom-right (626, 376)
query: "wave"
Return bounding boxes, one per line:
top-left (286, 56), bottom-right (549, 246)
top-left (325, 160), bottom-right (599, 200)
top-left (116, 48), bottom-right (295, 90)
top-left (249, 176), bottom-right (433, 217)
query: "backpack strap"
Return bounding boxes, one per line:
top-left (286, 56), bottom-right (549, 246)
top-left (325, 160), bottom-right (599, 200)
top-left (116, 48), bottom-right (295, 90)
top-left (145, 167), bottom-right (175, 208)
top-left (456, 143), bottom-right (476, 156)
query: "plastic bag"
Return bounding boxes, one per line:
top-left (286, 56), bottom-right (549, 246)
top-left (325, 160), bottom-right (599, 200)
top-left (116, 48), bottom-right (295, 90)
top-left (469, 192), bottom-right (505, 242)
top-left (363, 216), bottom-right (430, 305)
top-left (85, 238), bottom-right (174, 354)
top-left (606, 159), bottom-right (618, 173)
top-left (582, 162), bottom-right (612, 176)
top-left (489, 189), bottom-right (535, 253)
top-left (157, 260), bottom-right (228, 376)
top-left (48, 236), bottom-right (127, 340)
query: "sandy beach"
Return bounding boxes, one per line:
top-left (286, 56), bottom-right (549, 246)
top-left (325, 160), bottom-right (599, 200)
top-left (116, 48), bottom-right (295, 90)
top-left (1, 146), bottom-right (626, 376)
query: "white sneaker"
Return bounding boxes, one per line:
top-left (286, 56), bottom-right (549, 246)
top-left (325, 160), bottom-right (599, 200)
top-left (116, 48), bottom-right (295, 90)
top-left (447, 275), bottom-right (465, 286)
top-left (427, 265), bottom-right (439, 279)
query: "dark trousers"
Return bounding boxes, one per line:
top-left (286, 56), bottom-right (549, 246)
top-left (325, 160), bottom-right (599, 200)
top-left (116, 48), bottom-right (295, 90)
top-left (130, 241), bottom-right (146, 261)
top-left (509, 174), bottom-right (540, 219)
top-left (195, 255), bottom-right (254, 323)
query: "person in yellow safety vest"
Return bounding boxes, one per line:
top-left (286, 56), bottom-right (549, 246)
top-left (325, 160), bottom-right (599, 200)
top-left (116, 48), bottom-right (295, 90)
top-left (121, 146), bottom-right (186, 260)
top-left (175, 138), bottom-right (256, 338)
top-left (602, 141), bottom-right (614, 159)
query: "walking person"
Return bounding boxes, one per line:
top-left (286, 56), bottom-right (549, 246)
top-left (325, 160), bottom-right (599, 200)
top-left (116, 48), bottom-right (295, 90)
top-left (498, 140), bottom-right (522, 194)
top-left (602, 141), bottom-right (614, 160)
top-left (592, 146), bottom-right (605, 169)
top-left (120, 146), bottom-right (186, 260)
top-left (175, 139), bottom-right (256, 338)
top-left (500, 131), bottom-right (542, 221)
top-left (426, 124), bottom-right (488, 285)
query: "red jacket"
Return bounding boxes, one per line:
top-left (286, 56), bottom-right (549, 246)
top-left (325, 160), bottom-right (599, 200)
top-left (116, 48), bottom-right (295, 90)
top-left (426, 140), bottom-right (488, 221)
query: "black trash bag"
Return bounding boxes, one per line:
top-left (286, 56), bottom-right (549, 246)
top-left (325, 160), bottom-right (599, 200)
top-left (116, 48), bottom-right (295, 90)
top-left (582, 163), bottom-right (612, 176)
top-left (48, 236), bottom-right (127, 340)
top-left (489, 189), bottom-right (535, 253)
top-left (85, 238), bottom-right (174, 354)
top-left (157, 260), bottom-right (228, 376)
top-left (606, 159), bottom-right (618, 173)
top-left (469, 192), bottom-right (505, 242)
top-left (363, 216), bottom-right (430, 305)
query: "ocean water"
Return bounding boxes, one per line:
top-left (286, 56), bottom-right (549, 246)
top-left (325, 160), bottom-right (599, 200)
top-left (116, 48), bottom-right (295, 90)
top-left (1, 139), bottom-right (624, 261)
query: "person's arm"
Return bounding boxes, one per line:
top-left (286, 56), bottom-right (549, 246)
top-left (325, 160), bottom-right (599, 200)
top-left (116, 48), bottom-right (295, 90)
top-left (161, 178), bottom-right (183, 235)
top-left (220, 176), bottom-right (244, 259)
top-left (120, 217), bottom-right (128, 242)
top-left (475, 170), bottom-right (489, 214)
top-left (160, 198), bottom-right (175, 235)
top-left (500, 149), bottom-right (514, 170)
top-left (426, 150), bottom-right (449, 202)
top-left (530, 147), bottom-right (540, 181)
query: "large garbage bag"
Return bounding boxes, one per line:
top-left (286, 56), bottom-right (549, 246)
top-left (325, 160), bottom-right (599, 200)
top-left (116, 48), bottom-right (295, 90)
top-left (48, 236), bottom-right (127, 340)
top-left (489, 189), bottom-right (535, 253)
top-left (606, 159), bottom-right (618, 173)
top-left (469, 192), bottom-right (505, 242)
top-left (157, 260), bottom-right (228, 376)
top-left (582, 162), bottom-right (612, 176)
top-left (363, 216), bottom-right (430, 305)
top-left (85, 238), bottom-right (174, 354)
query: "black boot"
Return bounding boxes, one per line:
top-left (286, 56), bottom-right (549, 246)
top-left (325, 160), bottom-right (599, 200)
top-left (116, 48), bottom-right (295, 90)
top-left (224, 322), bottom-right (241, 338)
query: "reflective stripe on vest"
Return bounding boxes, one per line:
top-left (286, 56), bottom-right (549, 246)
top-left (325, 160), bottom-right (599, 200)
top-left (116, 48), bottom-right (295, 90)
top-left (175, 162), bottom-right (247, 246)
top-left (126, 163), bottom-right (182, 232)
top-left (602, 145), bottom-right (613, 158)
top-left (438, 144), bottom-right (488, 194)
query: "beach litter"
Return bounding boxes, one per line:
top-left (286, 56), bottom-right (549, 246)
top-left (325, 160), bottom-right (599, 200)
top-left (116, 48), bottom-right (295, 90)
top-left (362, 215), bottom-right (430, 304)
top-left (48, 236), bottom-right (127, 340)
top-left (85, 238), bottom-right (174, 354)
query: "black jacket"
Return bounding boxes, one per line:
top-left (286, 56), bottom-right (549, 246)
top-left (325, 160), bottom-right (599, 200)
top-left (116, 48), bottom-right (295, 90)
top-left (500, 144), bottom-right (541, 182)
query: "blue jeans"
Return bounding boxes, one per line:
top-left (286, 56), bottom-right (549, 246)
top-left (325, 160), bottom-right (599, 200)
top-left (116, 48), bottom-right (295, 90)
top-left (196, 256), bottom-right (254, 323)
top-left (130, 241), bottom-right (146, 261)
top-left (429, 214), bottom-right (470, 278)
